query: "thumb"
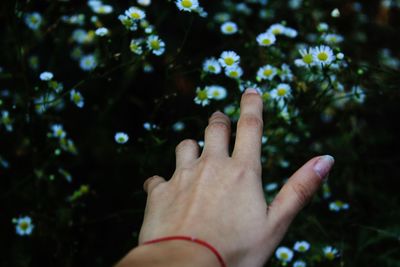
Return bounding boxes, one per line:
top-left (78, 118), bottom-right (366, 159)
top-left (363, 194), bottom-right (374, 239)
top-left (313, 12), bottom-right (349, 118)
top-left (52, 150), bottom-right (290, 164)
top-left (266, 155), bottom-right (334, 239)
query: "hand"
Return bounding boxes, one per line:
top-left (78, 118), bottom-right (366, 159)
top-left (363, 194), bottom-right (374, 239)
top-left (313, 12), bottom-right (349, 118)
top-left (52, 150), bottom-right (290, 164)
top-left (124, 88), bottom-right (334, 267)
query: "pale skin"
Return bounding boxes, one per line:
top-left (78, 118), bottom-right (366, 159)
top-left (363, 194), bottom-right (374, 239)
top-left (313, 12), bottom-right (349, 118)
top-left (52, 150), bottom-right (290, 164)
top-left (116, 88), bottom-right (334, 267)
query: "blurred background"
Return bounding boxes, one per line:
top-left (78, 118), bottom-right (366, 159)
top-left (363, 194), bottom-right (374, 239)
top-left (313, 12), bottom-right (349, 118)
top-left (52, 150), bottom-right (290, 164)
top-left (0, 0), bottom-right (399, 266)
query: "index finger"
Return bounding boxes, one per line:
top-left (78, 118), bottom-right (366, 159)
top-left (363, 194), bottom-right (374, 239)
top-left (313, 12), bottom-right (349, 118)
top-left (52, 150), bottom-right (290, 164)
top-left (232, 88), bottom-right (264, 164)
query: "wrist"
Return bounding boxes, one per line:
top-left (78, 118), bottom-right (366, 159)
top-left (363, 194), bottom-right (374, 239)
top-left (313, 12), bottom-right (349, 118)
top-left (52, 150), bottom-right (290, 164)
top-left (116, 239), bottom-right (221, 267)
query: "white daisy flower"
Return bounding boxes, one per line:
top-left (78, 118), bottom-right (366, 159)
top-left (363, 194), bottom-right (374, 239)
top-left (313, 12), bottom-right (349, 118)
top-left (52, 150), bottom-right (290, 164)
top-left (323, 246), bottom-right (339, 260)
top-left (39, 71), bottom-right (54, 81)
top-left (279, 64), bottom-right (293, 81)
top-left (323, 33), bottom-right (344, 45)
top-left (257, 65), bottom-right (278, 81)
top-left (284, 28), bottom-right (298, 38)
top-left (24, 12), bottom-right (43, 30)
top-left (88, 0), bottom-right (102, 8)
top-left (194, 87), bottom-right (210, 106)
top-left (289, 0), bottom-right (302, 9)
top-left (118, 14), bottom-right (138, 31)
top-left (256, 32), bottom-right (276, 46)
top-left (313, 45), bottom-right (335, 66)
top-left (352, 85), bottom-right (366, 103)
top-left (146, 35), bottom-right (166, 56)
top-left (115, 132), bottom-right (129, 144)
top-left (1, 110), bottom-right (13, 132)
top-left (293, 260), bottom-right (307, 267)
top-left (72, 29), bottom-right (91, 44)
top-left (218, 51), bottom-right (240, 68)
top-left (335, 53), bottom-right (344, 61)
top-left (79, 54), bottom-right (97, 71)
top-left (207, 85), bottom-right (227, 100)
top-left (329, 200), bottom-right (350, 211)
top-left (95, 27), bottom-right (109, 36)
top-left (14, 216), bottom-right (34, 236)
top-left (203, 58), bottom-right (221, 74)
top-left (51, 124), bottom-right (66, 139)
top-left (262, 135), bottom-right (268, 144)
top-left (221, 21), bottom-right (238, 35)
top-left (176, 0), bottom-right (199, 12)
top-left (92, 5), bottom-right (114, 14)
top-left (225, 65), bottom-right (243, 79)
top-left (143, 122), bottom-right (158, 131)
top-left (224, 104), bottom-right (237, 117)
top-left (295, 48), bottom-right (315, 67)
top-left (271, 83), bottom-right (292, 108)
top-left (317, 22), bottom-right (329, 32)
top-left (293, 241), bottom-right (311, 252)
top-left (130, 39), bottom-right (143, 55)
top-left (137, 0), bottom-right (151, 6)
top-left (264, 182), bottom-right (278, 192)
top-left (331, 8), bottom-right (340, 18)
top-left (70, 89), bottom-right (84, 108)
top-left (172, 121), bottom-right (185, 132)
top-left (275, 246), bottom-right (294, 263)
top-left (125, 6), bottom-right (146, 20)
top-left (214, 12), bottom-right (231, 23)
top-left (267, 23), bottom-right (286, 35)
top-left (322, 182), bottom-right (332, 199)
top-left (143, 63), bottom-right (154, 73)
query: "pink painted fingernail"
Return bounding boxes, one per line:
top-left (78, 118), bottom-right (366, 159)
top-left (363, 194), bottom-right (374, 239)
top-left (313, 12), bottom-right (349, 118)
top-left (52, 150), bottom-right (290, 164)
top-left (313, 155), bottom-right (335, 179)
top-left (244, 88), bottom-right (260, 95)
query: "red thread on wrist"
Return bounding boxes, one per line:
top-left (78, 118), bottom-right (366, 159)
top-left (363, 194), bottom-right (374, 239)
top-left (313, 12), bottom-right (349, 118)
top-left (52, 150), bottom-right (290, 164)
top-left (142, 236), bottom-right (227, 267)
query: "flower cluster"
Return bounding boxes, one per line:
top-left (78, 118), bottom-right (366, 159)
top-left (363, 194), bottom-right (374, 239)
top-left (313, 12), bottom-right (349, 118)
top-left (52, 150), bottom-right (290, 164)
top-left (275, 242), bottom-right (339, 265)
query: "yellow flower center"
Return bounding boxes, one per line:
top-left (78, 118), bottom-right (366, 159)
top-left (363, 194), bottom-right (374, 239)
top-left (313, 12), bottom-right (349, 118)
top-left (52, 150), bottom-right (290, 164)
top-left (229, 71), bottom-right (238, 77)
top-left (19, 222), bottom-right (29, 230)
top-left (303, 54), bottom-right (313, 64)
top-left (131, 12), bottom-right (141, 19)
top-left (280, 252), bottom-right (288, 260)
top-left (225, 25), bottom-right (234, 32)
top-left (224, 57), bottom-right (234, 66)
top-left (212, 91), bottom-right (220, 97)
top-left (150, 40), bottom-right (160, 50)
top-left (197, 90), bottom-right (208, 100)
top-left (262, 38), bottom-right (271, 45)
top-left (326, 252), bottom-right (335, 260)
top-left (208, 65), bottom-right (216, 71)
top-left (182, 0), bottom-right (193, 8)
top-left (318, 52), bottom-right (328, 61)
top-left (277, 88), bottom-right (287, 96)
top-left (262, 92), bottom-right (270, 101)
top-left (263, 69), bottom-right (273, 76)
top-left (73, 94), bottom-right (81, 102)
top-left (272, 28), bottom-right (281, 35)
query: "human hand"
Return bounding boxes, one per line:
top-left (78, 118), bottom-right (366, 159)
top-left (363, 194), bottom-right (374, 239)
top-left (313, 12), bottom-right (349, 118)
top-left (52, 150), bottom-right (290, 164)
top-left (130, 88), bottom-right (334, 267)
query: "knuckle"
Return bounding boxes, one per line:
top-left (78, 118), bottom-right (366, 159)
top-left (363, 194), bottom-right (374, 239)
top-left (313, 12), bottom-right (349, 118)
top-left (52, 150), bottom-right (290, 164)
top-left (206, 121), bottom-right (230, 134)
top-left (291, 182), bottom-right (311, 208)
top-left (239, 114), bottom-right (263, 129)
top-left (144, 175), bottom-right (162, 192)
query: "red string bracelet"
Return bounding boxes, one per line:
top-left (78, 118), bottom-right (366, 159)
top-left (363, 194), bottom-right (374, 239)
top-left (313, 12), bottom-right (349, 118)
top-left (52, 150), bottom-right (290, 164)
top-left (143, 236), bottom-right (227, 267)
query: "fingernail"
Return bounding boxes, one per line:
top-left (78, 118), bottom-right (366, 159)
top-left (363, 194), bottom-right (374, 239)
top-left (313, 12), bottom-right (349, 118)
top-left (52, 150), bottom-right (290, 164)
top-left (313, 155), bottom-right (335, 179)
top-left (244, 88), bottom-right (260, 95)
